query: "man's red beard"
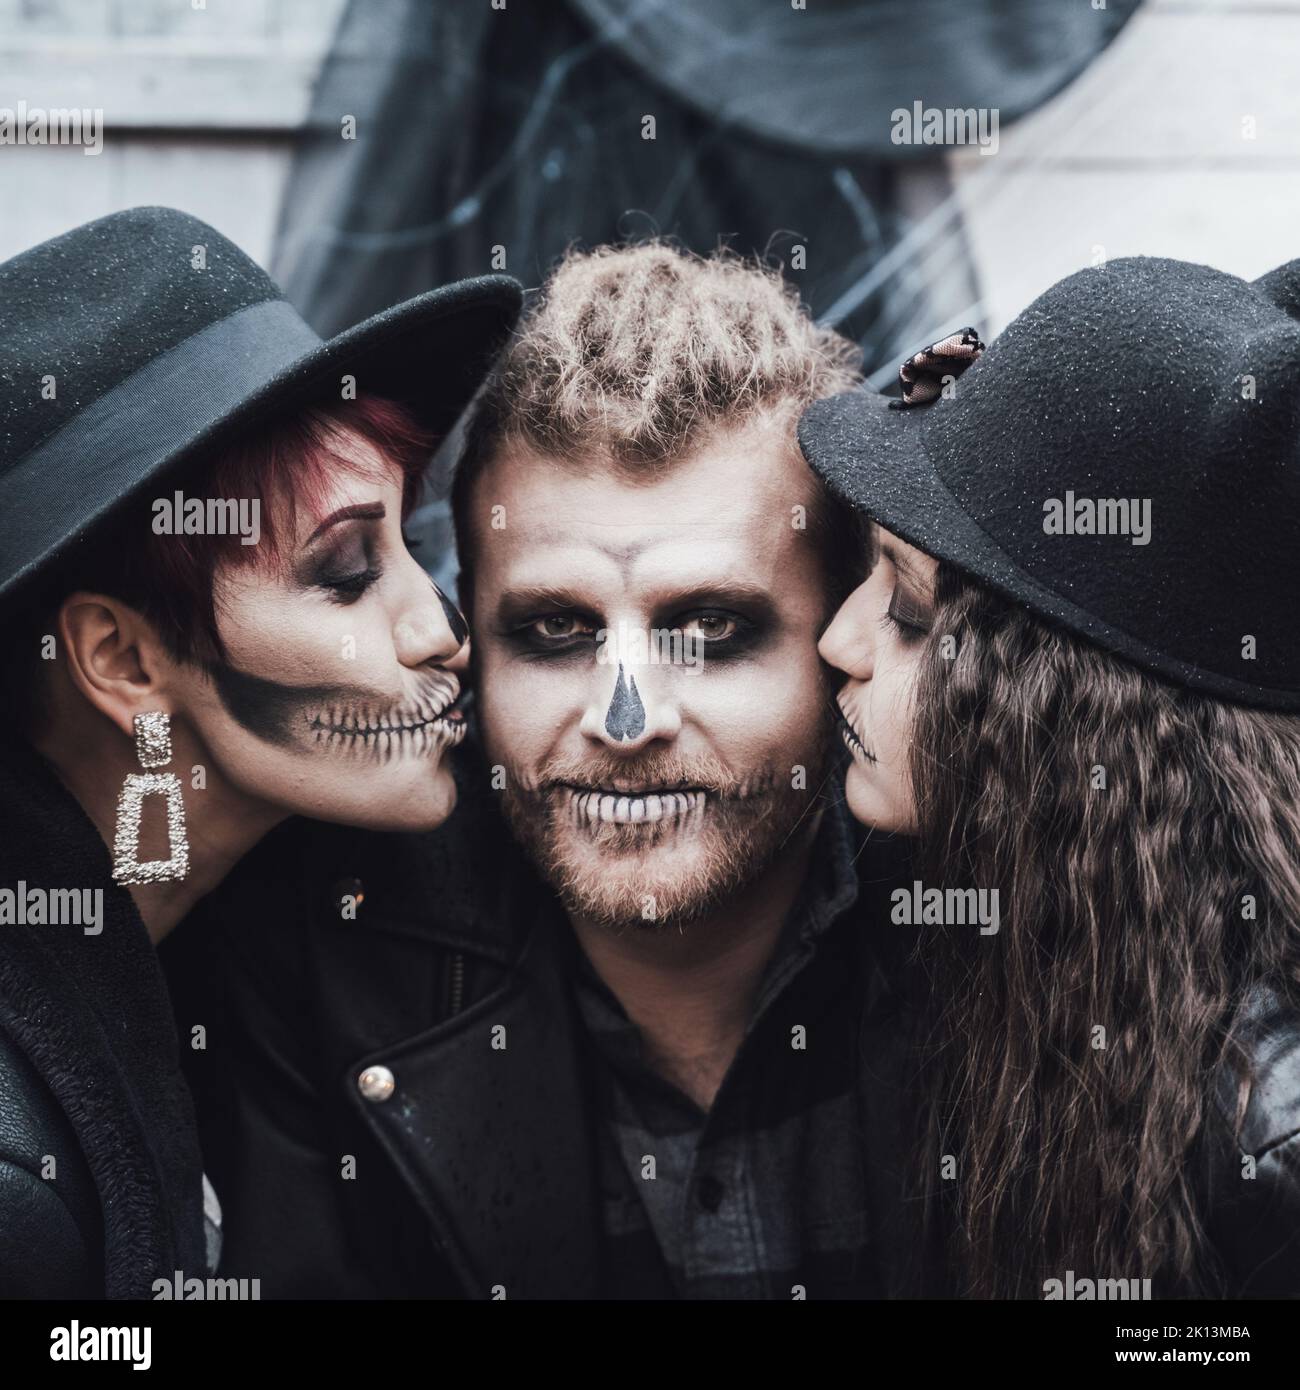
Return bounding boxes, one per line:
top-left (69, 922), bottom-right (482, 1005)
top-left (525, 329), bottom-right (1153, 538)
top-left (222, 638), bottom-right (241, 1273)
top-left (496, 739), bottom-right (833, 931)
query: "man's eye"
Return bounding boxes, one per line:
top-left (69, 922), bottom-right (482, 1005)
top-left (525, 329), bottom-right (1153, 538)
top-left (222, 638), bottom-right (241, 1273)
top-left (680, 613), bottom-right (738, 641)
top-left (532, 615), bottom-right (592, 640)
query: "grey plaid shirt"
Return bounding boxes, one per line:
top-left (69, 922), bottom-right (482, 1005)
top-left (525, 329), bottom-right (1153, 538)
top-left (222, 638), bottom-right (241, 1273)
top-left (568, 801), bottom-right (891, 1299)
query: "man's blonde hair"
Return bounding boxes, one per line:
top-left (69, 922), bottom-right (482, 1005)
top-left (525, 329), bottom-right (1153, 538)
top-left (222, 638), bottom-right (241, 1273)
top-left (463, 240), bottom-right (862, 469)
top-left (454, 241), bottom-right (866, 596)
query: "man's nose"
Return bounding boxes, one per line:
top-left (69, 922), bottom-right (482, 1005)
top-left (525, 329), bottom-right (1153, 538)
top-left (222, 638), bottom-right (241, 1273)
top-left (579, 659), bottom-right (681, 752)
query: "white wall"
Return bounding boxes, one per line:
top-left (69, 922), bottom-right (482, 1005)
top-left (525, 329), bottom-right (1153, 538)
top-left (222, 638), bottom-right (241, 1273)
top-left (951, 0), bottom-right (1300, 332)
top-left (0, 0), bottom-right (346, 265)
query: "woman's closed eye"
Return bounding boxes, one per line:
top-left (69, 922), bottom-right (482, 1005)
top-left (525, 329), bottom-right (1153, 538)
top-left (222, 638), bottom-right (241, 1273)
top-left (318, 564), bottom-right (383, 604)
top-left (307, 520), bottom-right (423, 606)
top-left (883, 586), bottom-right (933, 639)
top-left (310, 536), bottom-right (384, 604)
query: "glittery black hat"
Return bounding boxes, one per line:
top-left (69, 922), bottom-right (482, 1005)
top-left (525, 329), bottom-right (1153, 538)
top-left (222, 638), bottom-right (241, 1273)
top-left (798, 256), bottom-right (1300, 712)
top-left (0, 206), bottom-right (522, 603)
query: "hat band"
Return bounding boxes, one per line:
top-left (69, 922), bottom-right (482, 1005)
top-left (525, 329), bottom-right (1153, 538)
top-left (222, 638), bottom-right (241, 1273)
top-left (2, 298), bottom-right (322, 598)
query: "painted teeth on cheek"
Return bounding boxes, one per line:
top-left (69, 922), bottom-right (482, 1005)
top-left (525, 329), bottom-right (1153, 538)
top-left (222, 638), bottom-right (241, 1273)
top-left (836, 704), bottom-right (874, 764)
top-left (307, 708), bottom-right (467, 763)
top-left (304, 673), bottom-right (461, 744)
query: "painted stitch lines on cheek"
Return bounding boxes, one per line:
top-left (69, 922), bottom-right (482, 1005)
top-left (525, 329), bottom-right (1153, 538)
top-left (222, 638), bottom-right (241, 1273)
top-left (834, 695), bottom-right (876, 765)
top-left (207, 662), bottom-right (468, 763)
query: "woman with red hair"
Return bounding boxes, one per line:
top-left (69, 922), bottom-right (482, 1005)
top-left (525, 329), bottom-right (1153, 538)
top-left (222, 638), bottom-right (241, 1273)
top-left (0, 207), bottom-right (519, 1296)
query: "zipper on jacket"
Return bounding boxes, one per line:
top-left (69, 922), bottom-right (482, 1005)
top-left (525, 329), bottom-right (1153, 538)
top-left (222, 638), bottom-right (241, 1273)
top-left (448, 952), bottom-right (466, 1017)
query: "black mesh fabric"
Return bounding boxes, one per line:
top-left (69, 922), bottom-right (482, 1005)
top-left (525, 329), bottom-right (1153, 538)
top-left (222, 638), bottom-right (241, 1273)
top-left (271, 0), bottom-right (1139, 367)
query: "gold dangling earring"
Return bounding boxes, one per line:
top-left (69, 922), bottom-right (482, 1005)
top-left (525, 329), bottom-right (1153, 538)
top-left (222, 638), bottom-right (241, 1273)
top-left (112, 711), bottom-right (190, 886)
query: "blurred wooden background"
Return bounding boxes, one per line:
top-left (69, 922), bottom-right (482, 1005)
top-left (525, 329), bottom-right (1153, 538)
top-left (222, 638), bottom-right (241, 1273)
top-left (0, 0), bottom-right (347, 267)
top-left (952, 0), bottom-right (1300, 331)
top-left (0, 0), bottom-right (1296, 331)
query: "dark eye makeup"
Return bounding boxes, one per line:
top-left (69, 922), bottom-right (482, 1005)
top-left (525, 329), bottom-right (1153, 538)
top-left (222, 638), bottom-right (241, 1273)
top-left (319, 565), bottom-right (383, 604)
top-left (295, 511), bottom-right (426, 606)
top-left (305, 524), bottom-right (384, 605)
top-left (883, 585), bottom-right (934, 640)
top-left (675, 609), bottom-right (761, 656)
top-left (536, 614), bottom-right (597, 641)
top-left (506, 607), bottom-right (763, 659)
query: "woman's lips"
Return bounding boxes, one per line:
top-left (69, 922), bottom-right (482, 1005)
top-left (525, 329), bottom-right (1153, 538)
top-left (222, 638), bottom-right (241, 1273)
top-left (438, 688), bottom-right (467, 722)
top-left (835, 701), bottom-right (876, 765)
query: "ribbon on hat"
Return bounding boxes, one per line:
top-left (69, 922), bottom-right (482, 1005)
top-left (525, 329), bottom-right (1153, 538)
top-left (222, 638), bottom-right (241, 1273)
top-left (888, 326), bottom-right (985, 409)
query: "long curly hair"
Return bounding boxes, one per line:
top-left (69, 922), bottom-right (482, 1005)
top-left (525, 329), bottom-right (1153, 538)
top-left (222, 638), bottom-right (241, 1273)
top-left (905, 560), bottom-right (1300, 1298)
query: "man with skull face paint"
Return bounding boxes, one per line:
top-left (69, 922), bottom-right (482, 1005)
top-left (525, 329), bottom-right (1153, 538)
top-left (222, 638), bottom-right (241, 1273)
top-left (171, 244), bottom-right (912, 1299)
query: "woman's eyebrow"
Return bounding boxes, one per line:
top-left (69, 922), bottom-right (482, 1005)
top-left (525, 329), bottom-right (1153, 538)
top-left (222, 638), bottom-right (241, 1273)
top-left (304, 502), bottom-right (385, 545)
top-left (881, 542), bottom-right (927, 591)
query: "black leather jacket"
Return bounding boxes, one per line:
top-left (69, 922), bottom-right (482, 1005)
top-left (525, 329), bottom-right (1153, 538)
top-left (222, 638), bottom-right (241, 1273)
top-left (0, 1021), bottom-right (101, 1297)
top-left (1199, 984), bottom-right (1300, 1295)
top-left (0, 739), bottom-right (208, 1298)
top-left (163, 764), bottom-right (916, 1298)
top-left (160, 751), bottom-right (1300, 1300)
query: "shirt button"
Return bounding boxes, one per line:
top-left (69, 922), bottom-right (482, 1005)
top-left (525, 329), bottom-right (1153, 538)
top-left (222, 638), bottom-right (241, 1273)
top-left (696, 1174), bottom-right (725, 1212)
top-left (357, 1064), bottom-right (395, 1103)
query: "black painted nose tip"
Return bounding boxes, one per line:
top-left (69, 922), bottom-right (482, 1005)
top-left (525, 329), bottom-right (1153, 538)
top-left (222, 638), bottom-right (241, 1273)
top-left (433, 582), bottom-right (469, 647)
top-left (604, 661), bottom-right (646, 740)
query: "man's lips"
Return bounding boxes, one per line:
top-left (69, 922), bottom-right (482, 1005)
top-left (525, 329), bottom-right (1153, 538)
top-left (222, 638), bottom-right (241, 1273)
top-left (555, 779), bottom-right (708, 797)
top-left (559, 784), bottom-right (709, 826)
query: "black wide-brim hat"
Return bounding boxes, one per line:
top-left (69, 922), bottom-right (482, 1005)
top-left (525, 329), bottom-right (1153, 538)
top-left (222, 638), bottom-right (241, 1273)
top-left (0, 206), bottom-right (523, 603)
top-left (569, 0), bottom-right (1140, 156)
top-left (798, 256), bottom-right (1300, 712)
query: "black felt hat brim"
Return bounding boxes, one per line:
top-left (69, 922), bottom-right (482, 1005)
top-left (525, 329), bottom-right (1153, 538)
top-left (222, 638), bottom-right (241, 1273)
top-left (1, 274), bottom-right (521, 604)
top-left (798, 387), bottom-right (1282, 707)
top-left (249, 275), bottom-right (521, 443)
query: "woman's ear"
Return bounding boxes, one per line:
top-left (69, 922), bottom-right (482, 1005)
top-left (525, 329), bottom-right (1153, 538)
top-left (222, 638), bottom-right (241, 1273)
top-left (58, 591), bottom-right (177, 739)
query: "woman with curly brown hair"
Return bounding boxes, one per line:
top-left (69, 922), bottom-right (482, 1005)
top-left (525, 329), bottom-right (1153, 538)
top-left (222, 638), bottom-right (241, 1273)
top-left (799, 255), bottom-right (1300, 1298)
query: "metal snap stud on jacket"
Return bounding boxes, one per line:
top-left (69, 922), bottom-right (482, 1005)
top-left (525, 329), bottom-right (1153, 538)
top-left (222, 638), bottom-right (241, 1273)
top-left (357, 1065), bottom-right (395, 1103)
